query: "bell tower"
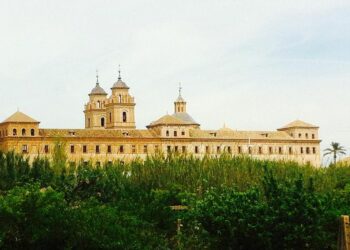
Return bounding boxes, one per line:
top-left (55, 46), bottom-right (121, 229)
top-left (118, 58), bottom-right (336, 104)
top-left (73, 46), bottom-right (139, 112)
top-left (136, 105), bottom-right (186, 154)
top-left (84, 72), bottom-right (108, 129)
top-left (174, 83), bottom-right (187, 113)
top-left (105, 67), bottom-right (136, 129)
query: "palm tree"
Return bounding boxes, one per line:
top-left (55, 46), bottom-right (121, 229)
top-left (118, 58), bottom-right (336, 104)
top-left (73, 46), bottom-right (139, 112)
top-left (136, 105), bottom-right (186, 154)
top-left (324, 142), bottom-right (347, 164)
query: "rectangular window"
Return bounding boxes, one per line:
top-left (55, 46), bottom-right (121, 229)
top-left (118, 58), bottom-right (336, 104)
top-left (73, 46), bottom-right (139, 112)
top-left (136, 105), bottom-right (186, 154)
top-left (269, 147), bottom-right (273, 154)
top-left (306, 147), bottom-right (310, 154)
top-left (258, 147), bottom-right (262, 154)
top-left (313, 147), bottom-right (316, 154)
top-left (279, 147), bottom-right (282, 154)
top-left (206, 146), bottom-right (210, 154)
top-left (248, 147), bottom-right (252, 154)
top-left (96, 161), bottom-right (101, 167)
top-left (174, 131), bottom-right (177, 137)
top-left (96, 145), bottom-right (100, 154)
top-left (289, 147), bottom-right (292, 154)
top-left (120, 145), bottom-right (124, 153)
top-left (167, 146), bottom-right (171, 153)
top-left (70, 145), bottom-right (75, 154)
top-left (83, 145), bottom-right (87, 154)
top-left (107, 145), bottom-right (112, 154)
top-left (44, 145), bottom-right (49, 154)
top-left (312, 134), bottom-right (315, 139)
top-left (238, 146), bottom-right (242, 154)
top-left (143, 145), bottom-right (148, 154)
top-left (305, 133), bottom-right (309, 139)
top-left (181, 131), bottom-right (185, 136)
top-left (174, 146), bottom-right (178, 152)
top-left (132, 145), bottom-right (136, 154)
top-left (227, 146), bottom-right (232, 154)
top-left (182, 146), bottom-right (186, 153)
top-left (301, 147), bottom-right (304, 154)
top-left (155, 145), bottom-right (159, 152)
top-left (217, 146), bottom-right (221, 154)
top-left (22, 145), bottom-right (28, 154)
top-left (195, 146), bottom-right (199, 154)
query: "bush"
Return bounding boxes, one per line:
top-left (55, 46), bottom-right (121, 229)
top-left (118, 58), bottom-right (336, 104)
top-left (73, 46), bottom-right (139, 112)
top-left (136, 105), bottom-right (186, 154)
top-left (0, 151), bottom-right (349, 249)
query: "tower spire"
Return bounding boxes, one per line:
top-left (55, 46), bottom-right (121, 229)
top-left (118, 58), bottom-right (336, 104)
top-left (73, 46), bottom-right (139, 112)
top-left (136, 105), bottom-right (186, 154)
top-left (174, 82), bottom-right (186, 113)
top-left (96, 69), bottom-right (99, 85)
top-left (118, 64), bottom-right (121, 80)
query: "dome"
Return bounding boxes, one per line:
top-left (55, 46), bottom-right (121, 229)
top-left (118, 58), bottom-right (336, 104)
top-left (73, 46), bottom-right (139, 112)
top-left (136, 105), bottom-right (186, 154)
top-left (148, 114), bottom-right (189, 127)
top-left (89, 83), bottom-right (107, 96)
top-left (172, 112), bottom-right (199, 125)
top-left (112, 79), bottom-right (129, 89)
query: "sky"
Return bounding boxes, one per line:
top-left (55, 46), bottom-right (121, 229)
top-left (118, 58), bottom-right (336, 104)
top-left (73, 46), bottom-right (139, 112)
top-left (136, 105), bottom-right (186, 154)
top-left (1, 0), bottom-right (350, 164)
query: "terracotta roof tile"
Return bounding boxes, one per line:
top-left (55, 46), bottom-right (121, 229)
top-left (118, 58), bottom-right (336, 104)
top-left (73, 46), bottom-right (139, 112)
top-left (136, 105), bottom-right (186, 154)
top-left (278, 120), bottom-right (318, 130)
top-left (2, 111), bottom-right (39, 123)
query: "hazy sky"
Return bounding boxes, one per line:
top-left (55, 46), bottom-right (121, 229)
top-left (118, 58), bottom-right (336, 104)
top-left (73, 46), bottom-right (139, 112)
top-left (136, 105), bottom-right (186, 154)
top-left (1, 1), bottom-right (350, 163)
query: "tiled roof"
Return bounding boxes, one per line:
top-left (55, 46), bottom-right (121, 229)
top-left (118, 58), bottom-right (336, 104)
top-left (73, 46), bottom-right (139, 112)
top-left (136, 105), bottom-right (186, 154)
top-left (112, 79), bottom-right (129, 89)
top-left (89, 83), bottom-right (107, 95)
top-left (40, 129), bottom-right (155, 138)
top-left (37, 127), bottom-right (296, 141)
top-left (148, 115), bottom-right (191, 127)
top-left (190, 129), bottom-right (293, 140)
top-left (2, 111), bottom-right (39, 123)
top-left (172, 112), bottom-right (199, 125)
top-left (278, 120), bottom-right (318, 130)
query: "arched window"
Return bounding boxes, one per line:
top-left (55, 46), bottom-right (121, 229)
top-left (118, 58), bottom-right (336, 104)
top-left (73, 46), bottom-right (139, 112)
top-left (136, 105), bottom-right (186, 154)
top-left (31, 129), bottom-right (35, 136)
top-left (119, 95), bottom-right (122, 103)
top-left (22, 129), bottom-right (26, 136)
top-left (109, 113), bottom-right (112, 122)
top-left (174, 131), bottom-right (177, 137)
top-left (88, 118), bottom-right (91, 128)
top-left (101, 117), bottom-right (105, 127)
top-left (122, 112), bottom-right (127, 122)
top-left (13, 129), bottom-right (17, 136)
top-left (97, 101), bottom-right (101, 108)
top-left (166, 130), bottom-right (169, 137)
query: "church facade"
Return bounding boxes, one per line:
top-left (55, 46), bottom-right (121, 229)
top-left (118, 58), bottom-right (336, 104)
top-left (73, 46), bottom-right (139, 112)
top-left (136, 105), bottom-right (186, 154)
top-left (0, 71), bottom-right (321, 166)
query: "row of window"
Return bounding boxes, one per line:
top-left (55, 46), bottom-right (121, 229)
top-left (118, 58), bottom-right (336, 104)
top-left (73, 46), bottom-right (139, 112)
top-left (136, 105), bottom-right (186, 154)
top-left (291, 133), bottom-right (316, 139)
top-left (235, 146), bottom-right (317, 155)
top-left (166, 130), bottom-right (186, 137)
top-left (185, 146), bottom-right (316, 155)
top-left (0, 128), bottom-right (36, 137)
top-left (20, 144), bottom-right (317, 156)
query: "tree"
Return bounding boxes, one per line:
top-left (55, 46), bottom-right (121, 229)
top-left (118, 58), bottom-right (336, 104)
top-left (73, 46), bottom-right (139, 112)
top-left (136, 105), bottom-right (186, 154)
top-left (324, 142), bottom-right (347, 164)
top-left (52, 138), bottom-right (67, 175)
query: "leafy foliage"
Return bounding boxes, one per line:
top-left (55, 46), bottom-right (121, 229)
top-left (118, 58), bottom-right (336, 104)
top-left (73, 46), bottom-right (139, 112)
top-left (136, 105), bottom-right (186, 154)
top-left (324, 142), bottom-right (347, 164)
top-left (0, 151), bottom-right (349, 249)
